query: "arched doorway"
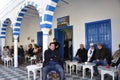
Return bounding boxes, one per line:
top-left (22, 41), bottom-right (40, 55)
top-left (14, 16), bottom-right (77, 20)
top-left (13, 2), bottom-right (43, 67)
top-left (0, 18), bottom-right (12, 56)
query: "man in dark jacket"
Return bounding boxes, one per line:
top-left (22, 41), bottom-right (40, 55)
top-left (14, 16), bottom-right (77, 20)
top-left (42, 42), bottom-right (64, 80)
top-left (93, 43), bottom-right (111, 75)
top-left (74, 44), bottom-right (87, 62)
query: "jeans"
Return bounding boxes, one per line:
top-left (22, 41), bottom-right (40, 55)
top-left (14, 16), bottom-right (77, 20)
top-left (118, 76), bottom-right (120, 80)
top-left (42, 64), bottom-right (64, 80)
top-left (93, 60), bottom-right (108, 74)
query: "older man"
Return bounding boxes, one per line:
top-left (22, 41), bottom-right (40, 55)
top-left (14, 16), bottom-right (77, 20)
top-left (74, 44), bottom-right (87, 62)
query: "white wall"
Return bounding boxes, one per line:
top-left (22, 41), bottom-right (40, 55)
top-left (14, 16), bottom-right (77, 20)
top-left (51, 0), bottom-right (120, 56)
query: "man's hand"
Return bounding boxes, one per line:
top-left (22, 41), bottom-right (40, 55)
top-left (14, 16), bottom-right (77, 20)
top-left (50, 58), bottom-right (53, 60)
top-left (97, 59), bottom-right (99, 62)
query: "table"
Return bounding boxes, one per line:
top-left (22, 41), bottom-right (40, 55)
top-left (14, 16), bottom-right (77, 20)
top-left (4, 57), bottom-right (13, 67)
top-left (65, 60), bottom-right (78, 75)
top-left (81, 62), bottom-right (95, 79)
top-left (26, 63), bottom-right (42, 80)
top-left (98, 66), bottom-right (117, 80)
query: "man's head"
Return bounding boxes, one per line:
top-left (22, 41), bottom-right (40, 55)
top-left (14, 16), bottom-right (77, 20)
top-left (28, 44), bottom-right (32, 48)
top-left (49, 42), bottom-right (55, 51)
top-left (80, 44), bottom-right (84, 49)
top-left (97, 43), bottom-right (103, 49)
top-left (90, 43), bottom-right (94, 49)
top-left (53, 38), bottom-right (57, 42)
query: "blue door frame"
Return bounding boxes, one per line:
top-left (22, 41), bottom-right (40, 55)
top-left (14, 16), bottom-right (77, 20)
top-left (54, 25), bottom-right (74, 60)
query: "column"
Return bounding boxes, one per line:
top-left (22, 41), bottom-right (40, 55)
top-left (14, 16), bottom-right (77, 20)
top-left (13, 35), bottom-right (18, 67)
top-left (1, 38), bottom-right (5, 56)
top-left (41, 28), bottom-right (50, 61)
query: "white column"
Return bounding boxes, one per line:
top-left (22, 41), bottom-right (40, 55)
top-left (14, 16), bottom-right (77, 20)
top-left (13, 35), bottom-right (18, 67)
top-left (41, 28), bottom-right (50, 61)
top-left (1, 38), bottom-right (5, 56)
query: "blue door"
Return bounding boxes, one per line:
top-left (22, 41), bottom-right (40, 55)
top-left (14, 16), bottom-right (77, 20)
top-left (85, 19), bottom-right (112, 52)
top-left (54, 28), bottom-right (64, 59)
top-left (37, 31), bottom-right (43, 47)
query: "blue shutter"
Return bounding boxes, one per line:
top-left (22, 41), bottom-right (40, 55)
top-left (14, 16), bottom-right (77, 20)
top-left (85, 19), bottom-right (112, 52)
top-left (37, 31), bottom-right (43, 47)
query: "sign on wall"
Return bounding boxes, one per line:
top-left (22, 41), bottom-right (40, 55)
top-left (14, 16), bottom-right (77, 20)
top-left (57, 16), bottom-right (70, 27)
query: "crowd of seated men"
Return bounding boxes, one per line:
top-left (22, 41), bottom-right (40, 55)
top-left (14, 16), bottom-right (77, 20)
top-left (0, 44), bottom-right (42, 65)
top-left (74, 43), bottom-right (120, 79)
top-left (0, 42), bottom-right (119, 80)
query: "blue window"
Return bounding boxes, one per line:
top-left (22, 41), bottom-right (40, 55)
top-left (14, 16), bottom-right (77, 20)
top-left (85, 19), bottom-right (112, 52)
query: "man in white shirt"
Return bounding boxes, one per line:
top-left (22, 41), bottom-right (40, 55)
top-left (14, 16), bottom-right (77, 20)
top-left (87, 43), bottom-right (96, 62)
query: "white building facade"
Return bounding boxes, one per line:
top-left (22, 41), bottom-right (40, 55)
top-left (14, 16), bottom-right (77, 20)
top-left (0, 0), bottom-right (120, 67)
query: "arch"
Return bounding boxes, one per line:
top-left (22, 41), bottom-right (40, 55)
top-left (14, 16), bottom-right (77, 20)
top-left (0, 18), bottom-right (12, 38)
top-left (13, 1), bottom-right (42, 36)
top-left (40, 0), bottom-right (59, 28)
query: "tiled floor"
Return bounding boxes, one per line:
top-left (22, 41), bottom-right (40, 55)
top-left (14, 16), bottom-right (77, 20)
top-left (0, 64), bottom-right (117, 80)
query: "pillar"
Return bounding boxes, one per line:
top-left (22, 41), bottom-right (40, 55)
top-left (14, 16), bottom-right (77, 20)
top-left (1, 38), bottom-right (5, 56)
top-left (13, 35), bottom-right (18, 67)
top-left (41, 28), bottom-right (50, 61)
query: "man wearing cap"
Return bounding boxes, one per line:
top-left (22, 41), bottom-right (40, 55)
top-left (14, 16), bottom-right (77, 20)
top-left (87, 43), bottom-right (96, 62)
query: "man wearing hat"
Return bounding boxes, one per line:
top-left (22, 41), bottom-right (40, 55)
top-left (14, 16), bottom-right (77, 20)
top-left (87, 43), bottom-right (96, 62)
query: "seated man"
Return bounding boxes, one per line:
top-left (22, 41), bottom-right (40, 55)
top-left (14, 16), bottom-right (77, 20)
top-left (111, 44), bottom-right (120, 67)
top-left (42, 42), bottom-right (64, 80)
top-left (87, 43), bottom-right (96, 62)
top-left (93, 43), bottom-right (111, 75)
top-left (74, 44), bottom-right (87, 62)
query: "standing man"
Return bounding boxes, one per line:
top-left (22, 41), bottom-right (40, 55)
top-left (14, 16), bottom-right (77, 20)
top-left (42, 42), bottom-right (64, 80)
top-left (53, 38), bottom-right (60, 50)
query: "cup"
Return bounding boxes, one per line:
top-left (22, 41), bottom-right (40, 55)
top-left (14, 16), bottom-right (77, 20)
top-left (85, 62), bottom-right (88, 65)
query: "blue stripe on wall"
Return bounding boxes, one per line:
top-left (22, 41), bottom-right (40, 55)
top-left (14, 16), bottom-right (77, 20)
top-left (21, 8), bottom-right (27, 12)
top-left (40, 24), bottom-right (52, 28)
top-left (18, 13), bottom-right (24, 17)
top-left (2, 28), bottom-right (6, 31)
top-left (52, 0), bottom-right (59, 3)
top-left (15, 23), bottom-right (21, 26)
top-left (13, 33), bottom-right (19, 35)
top-left (14, 28), bottom-right (20, 32)
top-left (17, 18), bottom-right (22, 21)
top-left (1, 32), bottom-right (6, 34)
top-left (44, 14), bottom-right (53, 22)
top-left (3, 24), bottom-right (7, 26)
top-left (0, 36), bottom-right (6, 38)
top-left (46, 5), bottom-right (55, 12)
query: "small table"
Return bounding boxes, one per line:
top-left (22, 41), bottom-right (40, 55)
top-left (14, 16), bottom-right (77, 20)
top-left (82, 62), bottom-right (95, 79)
top-left (4, 57), bottom-right (13, 67)
top-left (98, 66), bottom-right (117, 80)
top-left (26, 64), bottom-right (42, 80)
top-left (65, 60), bottom-right (78, 75)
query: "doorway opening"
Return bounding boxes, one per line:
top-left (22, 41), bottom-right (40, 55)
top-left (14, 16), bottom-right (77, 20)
top-left (54, 26), bottom-right (73, 61)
